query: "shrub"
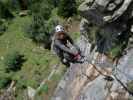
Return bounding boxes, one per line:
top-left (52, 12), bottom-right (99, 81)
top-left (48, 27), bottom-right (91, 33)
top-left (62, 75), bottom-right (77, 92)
top-left (47, 0), bottom-right (60, 7)
top-left (0, 19), bottom-right (7, 34)
top-left (1, 0), bottom-right (20, 11)
top-left (25, 15), bottom-right (50, 46)
top-left (0, 0), bottom-right (14, 19)
top-left (76, 0), bottom-right (84, 6)
top-left (109, 45), bottom-right (122, 58)
top-left (37, 84), bottom-right (49, 94)
top-left (4, 51), bottom-right (25, 72)
top-left (0, 26), bottom-right (6, 35)
top-left (58, 0), bottom-right (77, 18)
top-left (30, 0), bottom-right (53, 20)
top-left (0, 20), bottom-right (6, 35)
top-left (127, 81), bottom-right (133, 93)
top-left (25, 0), bottom-right (53, 44)
top-left (25, 1), bottom-right (58, 49)
top-left (0, 77), bottom-right (11, 89)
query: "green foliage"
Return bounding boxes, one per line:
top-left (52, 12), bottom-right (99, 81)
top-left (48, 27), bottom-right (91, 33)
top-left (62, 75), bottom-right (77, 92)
top-left (1, 0), bottom-right (20, 11)
top-left (0, 15), bottom-right (65, 99)
top-left (0, 20), bottom-right (6, 35)
top-left (127, 81), bottom-right (133, 93)
top-left (25, 0), bottom-right (59, 49)
top-left (29, 0), bottom-right (60, 9)
top-left (4, 51), bottom-right (25, 72)
top-left (76, 0), bottom-right (84, 6)
top-left (26, 79), bottom-right (38, 88)
top-left (58, 0), bottom-right (77, 18)
top-left (47, 17), bottom-right (59, 33)
top-left (10, 0), bottom-right (20, 10)
top-left (51, 74), bottom-right (62, 82)
top-left (15, 78), bottom-right (38, 90)
top-left (86, 22), bottom-right (129, 57)
top-left (109, 45), bottom-right (122, 58)
top-left (71, 32), bottom-right (80, 40)
top-left (30, 0), bottom-right (53, 20)
top-left (47, 0), bottom-right (60, 7)
top-left (108, 32), bottom-right (130, 58)
top-left (26, 16), bottom-right (50, 43)
top-left (0, 77), bottom-right (11, 89)
top-left (41, 84), bottom-right (49, 93)
top-left (25, 16), bottom-right (57, 49)
top-left (16, 80), bottom-right (27, 89)
top-left (38, 84), bottom-right (49, 94)
top-left (0, 0), bottom-right (14, 19)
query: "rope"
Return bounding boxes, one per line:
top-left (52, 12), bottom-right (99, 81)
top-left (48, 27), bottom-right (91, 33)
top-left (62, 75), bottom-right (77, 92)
top-left (83, 58), bottom-right (114, 81)
top-left (113, 73), bottom-right (133, 96)
top-left (83, 54), bottom-right (133, 96)
top-left (112, 63), bottom-right (133, 96)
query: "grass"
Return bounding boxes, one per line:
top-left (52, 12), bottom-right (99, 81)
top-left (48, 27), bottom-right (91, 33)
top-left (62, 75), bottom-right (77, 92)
top-left (0, 15), bottom-right (66, 99)
top-left (0, 8), bottom-right (80, 99)
top-left (71, 32), bottom-right (80, 41)
top-left (127, 81), bottom-right (133, 93)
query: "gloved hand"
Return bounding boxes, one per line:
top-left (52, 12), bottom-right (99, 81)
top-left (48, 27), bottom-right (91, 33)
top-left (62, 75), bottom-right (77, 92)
top-left (73, 53), bottom-right (81, 60)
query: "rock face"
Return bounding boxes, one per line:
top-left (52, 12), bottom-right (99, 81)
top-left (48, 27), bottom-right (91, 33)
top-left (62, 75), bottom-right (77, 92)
top-left (52, 0), bottom-right (133, 100)
top-left (79, 0), bottom-right (133, 54)
top-left (79, 0), bottom-right (133, 34)
top-left (52, 40), bottom-right (133, 100)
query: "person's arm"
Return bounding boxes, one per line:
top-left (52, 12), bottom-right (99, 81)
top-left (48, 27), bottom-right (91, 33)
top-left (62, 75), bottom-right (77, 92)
top-left (66, 34), bottom-right (81, 52)
top-left (66, 33), bottom-right (74, 44)
top-left (54, 40), bottom-right (76, 55)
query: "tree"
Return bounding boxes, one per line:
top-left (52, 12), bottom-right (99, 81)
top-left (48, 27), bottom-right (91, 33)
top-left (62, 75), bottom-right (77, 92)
top-left (47, 0), bottom-right (60, 7)
top-left (25, 0), bottom-right (58, 49)
top-left (18, 0), bottom-right (28, 10)
top-left (26, 15), bottom-right (50, 44)
top-left (58, 0), bottom-right (77, 18)
top-left (4, 51), bottom-right (25, 72)
top-left (0, 77), bottom-right (11, 89)
top-left (30, 0), bottom-right (53, 20)
top-left (0, 1), bottom-right (14, 19)
top-left (0, 20), bottom-right (6, 35)
top-left (25, 1), bottom-right (52, 44)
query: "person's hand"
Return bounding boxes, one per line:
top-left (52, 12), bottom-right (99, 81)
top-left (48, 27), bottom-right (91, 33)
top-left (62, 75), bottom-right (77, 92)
top-left (73, 53), bottom-right (81, 60)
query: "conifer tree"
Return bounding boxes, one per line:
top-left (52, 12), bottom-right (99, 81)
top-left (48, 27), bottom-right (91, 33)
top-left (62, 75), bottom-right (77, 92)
top-left (58, 0), bottom-right (77, 18)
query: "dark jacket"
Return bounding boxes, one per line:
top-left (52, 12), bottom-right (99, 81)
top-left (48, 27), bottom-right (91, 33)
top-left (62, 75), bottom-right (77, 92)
top-left (53, 33), bottom-right (75, 58)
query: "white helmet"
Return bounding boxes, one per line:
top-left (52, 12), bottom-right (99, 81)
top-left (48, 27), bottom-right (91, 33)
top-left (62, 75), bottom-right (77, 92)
top-left (55, 25), bottom-right (64, 33)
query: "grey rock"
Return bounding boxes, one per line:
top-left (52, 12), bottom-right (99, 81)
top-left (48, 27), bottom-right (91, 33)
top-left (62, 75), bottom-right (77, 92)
top-left (52, 0), bottom-right (133, 100)
top-left (58, 80), bottom-right (66, 89)
top-left (79, 0), bottom-right (133, 33)
top-left (116, 49), bottom-right (133, 82)
top-left (80, 75), bottom-right (108, 100)
top-left (52, 48), bottom-right (133, 100)
top-left (107, 3), bottom-right (116, 11)
top-left (115, 0), bottom-right (123, 5)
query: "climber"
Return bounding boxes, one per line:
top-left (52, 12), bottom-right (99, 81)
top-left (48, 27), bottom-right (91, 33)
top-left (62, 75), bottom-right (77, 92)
top-left (52, 25), bottom-right (83, 66)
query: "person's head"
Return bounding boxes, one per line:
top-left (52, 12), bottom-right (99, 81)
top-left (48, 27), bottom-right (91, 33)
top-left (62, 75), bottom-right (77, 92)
top-left (55, 25), bottom-right (65, 40)
top-left (55, 25), bottom-right (64, 33)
